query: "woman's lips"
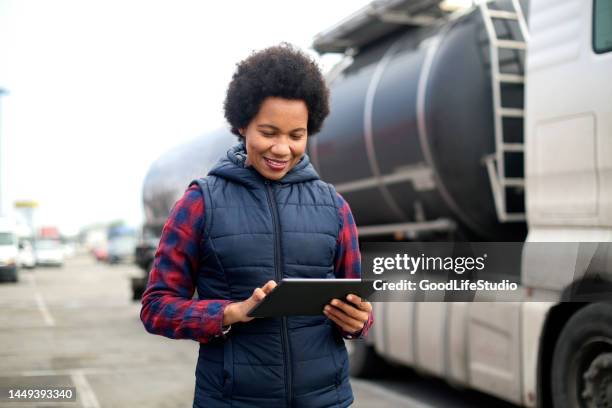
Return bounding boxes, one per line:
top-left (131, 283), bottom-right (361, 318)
top-left (264, 157), bottom-right (289, 171)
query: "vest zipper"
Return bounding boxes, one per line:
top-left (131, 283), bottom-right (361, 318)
top-left (264, 180), bottom-right (293, 407)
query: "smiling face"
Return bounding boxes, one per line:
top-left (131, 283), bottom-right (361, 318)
top-left (240, 97), bottom-right (308, 181)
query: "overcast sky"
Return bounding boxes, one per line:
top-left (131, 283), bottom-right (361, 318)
top-left (0, 0), bottom-right (371, 236)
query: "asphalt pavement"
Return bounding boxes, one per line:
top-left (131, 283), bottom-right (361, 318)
top-left (0, 254), bottom-right (517, 408)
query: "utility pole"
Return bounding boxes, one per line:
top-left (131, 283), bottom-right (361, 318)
top-left (0, 88), bottom-right (7, 216)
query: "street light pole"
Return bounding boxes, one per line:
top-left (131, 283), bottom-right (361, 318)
top-left (0, 88), bottom-right (8, 216)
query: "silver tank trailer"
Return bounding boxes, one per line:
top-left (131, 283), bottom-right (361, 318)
top-left (142, 129), bottom-right (235, 235)
top-left (309, 5), bottom-right (526, 241)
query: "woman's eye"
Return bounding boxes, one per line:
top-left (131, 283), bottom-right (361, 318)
top-left (291, 134), bottom-right (304, 140)
top-left (261, 132), bottom-right (274, 137)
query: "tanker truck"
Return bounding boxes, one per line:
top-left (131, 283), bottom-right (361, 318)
top-left (132, 131), bottom-right (235, 299)
top-left (136, 0), bottom-right (612, 406)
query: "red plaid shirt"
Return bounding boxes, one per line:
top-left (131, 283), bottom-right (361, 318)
top-left (140, 184), bottom-right (373, 343)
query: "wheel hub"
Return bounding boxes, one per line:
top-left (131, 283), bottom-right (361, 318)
top-left (582, 352), bottom-right (612, 408)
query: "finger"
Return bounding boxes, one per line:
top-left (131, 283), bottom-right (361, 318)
top-left (346, 294), bottom-right (362, 304)
top-left (327, 309), bottom-right (363, 333)
top-left (346, 294), bottom-right (372, 313)
top-left (324, 307), bottom-right (357, 333)
top-left (357, 301), bottom-right (372, 313)
top-left (324, 305), bottom-right (364, 333)
top-left (252, 287), bottom-right (266, 302)
top-left (262, 280), bottom-right (277, 294)
top-left (330, 298), bottom-right (369, 321)
top-left (327, 305), bottom-right (364, 328)
top-left (325, 313), bottom-right (353, 333)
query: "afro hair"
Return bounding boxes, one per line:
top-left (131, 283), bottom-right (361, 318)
top-left (223, 43), bottom-right (330, 138)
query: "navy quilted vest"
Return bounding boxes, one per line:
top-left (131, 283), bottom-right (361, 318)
top-left (190, 143), bottom-right (354, 408)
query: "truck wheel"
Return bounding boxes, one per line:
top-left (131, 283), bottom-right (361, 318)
top-left (132, 287), bottom-right (143, 301)
top-left (348, 340), bottom-right (387, 378)
top-left (551, 303), bottom-right (612, 407)
top-left (131, 278), bottom-right (145, 301)
top-left (131, 261), bottom-right (152, 301)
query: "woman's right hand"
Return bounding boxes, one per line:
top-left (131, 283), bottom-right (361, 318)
top-left (223, 280), bottom-right (277, 326)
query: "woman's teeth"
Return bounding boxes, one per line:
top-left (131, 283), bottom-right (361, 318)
top-left (264, 157), bottom-right (288, 170)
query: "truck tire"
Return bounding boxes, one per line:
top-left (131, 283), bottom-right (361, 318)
top-left (131, 278), bottom-right (145, 301)
top-left (348, 340), bottom-right (387, 378)
top-left (131, 260), bottom-right (152, 301)
top-left (551, 303), bottom-right (612, 407)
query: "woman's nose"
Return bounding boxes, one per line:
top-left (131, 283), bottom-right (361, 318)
top-left (270, 143), bottom-right (291, 157)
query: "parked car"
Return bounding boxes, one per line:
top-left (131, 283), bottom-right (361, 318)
top-left (108, 234), bottom-right (137, 264)
top-left (0, 219), bottom-right (19, 282)
top-left (18, 239), bottom-right (36, 269)
top-left (62, 242), bottom-right (76, 258)
top-left (92, 245), bottom-right (108, 262)
top-left (34, 239), bottom-right (64, 267)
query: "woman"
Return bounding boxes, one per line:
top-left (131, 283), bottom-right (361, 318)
top-left (140, 43), bottom-right (373, 408)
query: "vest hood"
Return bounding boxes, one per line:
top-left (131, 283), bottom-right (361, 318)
top-left (208, 142), bottom-right (320, 188)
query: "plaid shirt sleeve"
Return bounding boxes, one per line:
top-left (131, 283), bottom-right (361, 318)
top-left (333, 192), bottom-right (374, 339)
top-left (140, 184), bottom-right (231, 343)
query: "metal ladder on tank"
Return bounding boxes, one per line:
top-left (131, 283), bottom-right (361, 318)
top-left (479, 0), bottom-right (530, 222)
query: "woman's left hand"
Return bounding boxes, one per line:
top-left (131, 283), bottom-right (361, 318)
top-left (323, 294), bottom-right (372, 335)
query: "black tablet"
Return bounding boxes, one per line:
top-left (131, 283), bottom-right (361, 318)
top-left (247, 278), bottom-right (376, 318)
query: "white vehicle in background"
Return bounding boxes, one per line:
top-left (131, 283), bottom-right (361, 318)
top-left (62, 242), bottom-right (76, 258)
top-left (34, 239), bottom-right (65, 267)
top-left (18, 239), bottom-right (36, 269)
top-left (106, 225), bottom-right (137, 264)
top-left (0, 218), bottom-right (19, 282)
